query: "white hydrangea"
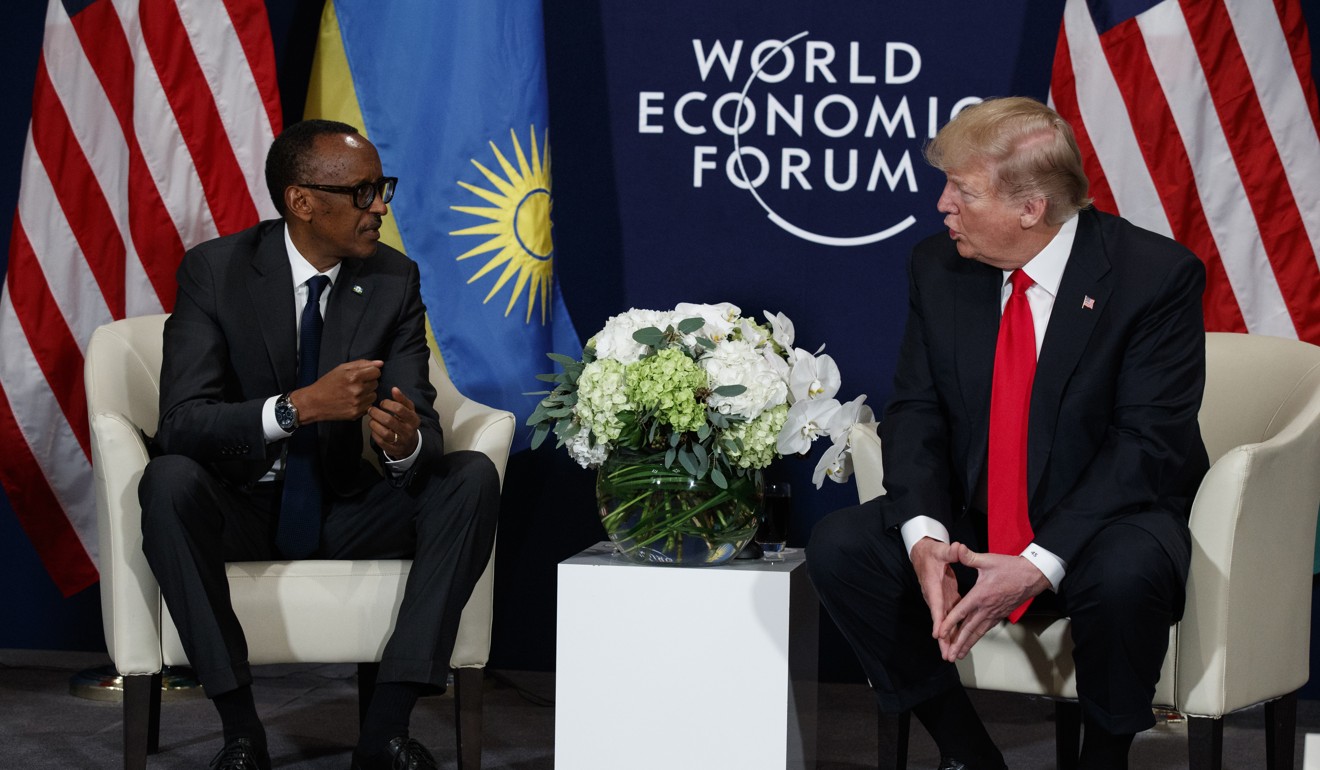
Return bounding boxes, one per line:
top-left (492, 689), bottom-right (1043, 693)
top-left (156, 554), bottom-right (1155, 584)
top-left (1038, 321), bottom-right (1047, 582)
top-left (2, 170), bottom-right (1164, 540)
top-left (591, 308), bottom-right (676, 364)
top-left (565, 430), bottom-right (610, 469)
top-left (701, 339), bottom-right (788, 421)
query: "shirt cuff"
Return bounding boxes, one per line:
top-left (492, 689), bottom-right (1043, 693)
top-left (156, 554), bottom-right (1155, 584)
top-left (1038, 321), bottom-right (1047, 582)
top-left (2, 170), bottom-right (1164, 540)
top-left (383, 433), bottom-right (423, 474)
top-left (262, 395), bottom-right (290, 442)
top-left (1021, 542), bottom-right (1066, 592)
top-left (900, 515), bottom-right (950, 557)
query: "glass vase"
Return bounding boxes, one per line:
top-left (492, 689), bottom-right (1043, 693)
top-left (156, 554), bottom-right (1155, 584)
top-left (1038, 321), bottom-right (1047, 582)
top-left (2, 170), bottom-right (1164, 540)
top-left (595, 449), bottom-right (762, 566)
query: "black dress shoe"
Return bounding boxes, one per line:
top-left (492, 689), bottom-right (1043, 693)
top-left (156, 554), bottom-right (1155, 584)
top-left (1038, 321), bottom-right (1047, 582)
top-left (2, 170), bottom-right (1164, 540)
top-left (936, 759), bottom-right (969, 770)
top-left (209, 737), bottom-right (271, 770)
top-left (349, 736), bottom-right (438, 770)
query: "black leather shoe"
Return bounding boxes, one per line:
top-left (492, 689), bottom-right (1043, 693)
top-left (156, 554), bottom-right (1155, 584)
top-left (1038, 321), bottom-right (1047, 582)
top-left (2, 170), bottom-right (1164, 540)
top-left (349, 736), bottom-right (438, 770)
top-left (936, 759), bottom-right (969, 770)
top-left (209, 737), bottom-right (270, 770)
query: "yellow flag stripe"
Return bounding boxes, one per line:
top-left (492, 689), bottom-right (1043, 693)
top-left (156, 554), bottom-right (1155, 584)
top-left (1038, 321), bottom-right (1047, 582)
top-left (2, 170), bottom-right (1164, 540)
top-left (304, 1), bottom-right (445, 365)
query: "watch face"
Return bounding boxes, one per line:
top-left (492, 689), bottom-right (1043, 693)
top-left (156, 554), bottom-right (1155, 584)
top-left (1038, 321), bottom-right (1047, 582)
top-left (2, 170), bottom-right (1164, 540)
top-left (276, 397), bottom-right (297, 431)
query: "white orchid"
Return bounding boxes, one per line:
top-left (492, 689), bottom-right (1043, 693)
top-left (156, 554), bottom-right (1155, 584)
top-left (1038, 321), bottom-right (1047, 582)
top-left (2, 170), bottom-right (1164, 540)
top-left (811, 395), bottom-right (874, 486)
top-left (812, 436), bottom-right (851, 487)
top-left (776, 397), bottom-right (841, 456)
top-left (825, 394), bottom-right (873, 439)
top-left (763, 310), bottom-right (795, 351)
top-left (737, 317), bottom-right (770, 348)
top-left (788, 348), bottom-right (841, 403)
top-left (674, 301), bottom-right (741, 343)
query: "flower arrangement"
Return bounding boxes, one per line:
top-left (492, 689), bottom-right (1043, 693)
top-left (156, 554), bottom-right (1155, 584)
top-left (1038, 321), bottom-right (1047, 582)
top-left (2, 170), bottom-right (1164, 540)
top-left (528, 302), bottom-right (872, 488)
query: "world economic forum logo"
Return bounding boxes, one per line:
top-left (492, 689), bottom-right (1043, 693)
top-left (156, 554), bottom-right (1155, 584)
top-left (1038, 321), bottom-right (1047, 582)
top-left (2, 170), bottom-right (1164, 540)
top-left (637, 31), bottom-right (981, 247)
top-left (450, 127), bottom-right (554, 324)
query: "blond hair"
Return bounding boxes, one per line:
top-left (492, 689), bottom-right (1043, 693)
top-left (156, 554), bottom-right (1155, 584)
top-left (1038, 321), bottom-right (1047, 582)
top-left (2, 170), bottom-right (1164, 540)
top-left (925, 97), bottom-right (1092, 225)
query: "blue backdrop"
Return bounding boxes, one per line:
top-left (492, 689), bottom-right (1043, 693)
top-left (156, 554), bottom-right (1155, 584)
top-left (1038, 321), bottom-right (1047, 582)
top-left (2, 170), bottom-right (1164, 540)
top-left (1, 1), bottom-right (1318, 684)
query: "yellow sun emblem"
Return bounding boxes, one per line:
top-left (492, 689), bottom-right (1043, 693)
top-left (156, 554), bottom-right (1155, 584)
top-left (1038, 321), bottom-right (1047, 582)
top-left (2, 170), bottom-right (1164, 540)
top-left (449, 126), bottom-right (554, 324)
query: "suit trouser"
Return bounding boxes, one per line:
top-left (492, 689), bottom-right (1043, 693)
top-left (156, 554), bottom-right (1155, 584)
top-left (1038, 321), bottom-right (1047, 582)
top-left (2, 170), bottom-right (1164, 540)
top-left (139, 450), bottom-right (501, 698)
top-left (807, 498), bottom-right (1189, 735)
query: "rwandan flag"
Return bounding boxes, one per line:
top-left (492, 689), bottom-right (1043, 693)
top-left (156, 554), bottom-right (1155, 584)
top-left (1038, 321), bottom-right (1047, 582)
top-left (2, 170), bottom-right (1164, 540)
top-left (305, 1), bottom-right (579, 451)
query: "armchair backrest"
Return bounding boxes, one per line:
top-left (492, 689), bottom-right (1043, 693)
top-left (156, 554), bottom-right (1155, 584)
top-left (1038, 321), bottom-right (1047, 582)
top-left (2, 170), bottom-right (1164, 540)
top-left (85, 314), bottom-right (166, 440)
top-left (1200, 332), bottom-right (1320, 464)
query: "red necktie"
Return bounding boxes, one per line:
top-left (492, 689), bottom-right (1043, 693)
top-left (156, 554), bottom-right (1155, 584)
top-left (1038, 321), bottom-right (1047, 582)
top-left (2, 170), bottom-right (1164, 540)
top-left (988, 269), bottom-right (1036, 623)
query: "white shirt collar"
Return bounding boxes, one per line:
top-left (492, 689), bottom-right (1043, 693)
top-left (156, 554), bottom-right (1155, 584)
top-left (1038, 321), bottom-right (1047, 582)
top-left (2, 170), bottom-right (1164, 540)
top-left (1005, 214), bottom-right (1078, 296)
top-left (283, 223), bottom-right (342, 289)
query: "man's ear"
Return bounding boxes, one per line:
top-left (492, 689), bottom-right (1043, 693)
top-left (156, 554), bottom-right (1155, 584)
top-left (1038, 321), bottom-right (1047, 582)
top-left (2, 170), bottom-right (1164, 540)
top-left (284, 185), bottom-right (314, 222)
top-left (1019, 196), bottom-right (1048, 229)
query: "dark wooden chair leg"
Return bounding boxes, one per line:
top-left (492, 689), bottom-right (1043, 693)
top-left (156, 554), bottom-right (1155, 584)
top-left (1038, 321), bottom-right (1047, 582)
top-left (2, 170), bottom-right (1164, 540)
top-left (454, 667), bottom-right (484, 770)
top-left (1188, 716), bottom-right (1224, 770)
top-left (1054, 700), bottom-right (1081, 770)
top-left (357, 662), bottom-right (380, 729)
top-left (122, 672), bottom-right (161, 770)
top-left (1265, 691), bottom-right (1298, 770)
top-left (877, 708), bottom-right (910, 770)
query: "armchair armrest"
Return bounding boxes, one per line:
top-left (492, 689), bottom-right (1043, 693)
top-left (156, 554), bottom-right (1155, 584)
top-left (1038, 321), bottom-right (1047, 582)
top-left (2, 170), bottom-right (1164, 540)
top-left (850, 422), bottom-right (885, 504)
top-left (1177, 405), bottom-right (1320, 716)
top-left (90, 410), bottom-right (164, 676)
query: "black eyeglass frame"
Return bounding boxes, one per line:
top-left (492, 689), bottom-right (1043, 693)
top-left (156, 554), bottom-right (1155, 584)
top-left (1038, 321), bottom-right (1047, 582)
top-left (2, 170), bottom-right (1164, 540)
top-left (297, 176), bottom-right (398, 210)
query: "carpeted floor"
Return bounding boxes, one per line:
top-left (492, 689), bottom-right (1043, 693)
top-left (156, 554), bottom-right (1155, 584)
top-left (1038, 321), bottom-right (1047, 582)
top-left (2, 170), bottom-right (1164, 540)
top-left (0, 649), bottom-right (1314, 768)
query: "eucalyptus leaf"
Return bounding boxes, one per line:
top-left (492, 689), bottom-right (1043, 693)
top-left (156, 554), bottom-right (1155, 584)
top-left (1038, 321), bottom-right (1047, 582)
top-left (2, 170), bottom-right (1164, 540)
top-left (676, 316), bottom-right (705, 334)
top-left (546, 352), bottom-right (578, 366)
top-left (712, 384), bottom-right (747, 397)
top-left (710, 465), bottom-right (728, 489)
top-left (677, 448), bottom-right (699, 476)
top-left (632, 327), bottom-right (666, 347)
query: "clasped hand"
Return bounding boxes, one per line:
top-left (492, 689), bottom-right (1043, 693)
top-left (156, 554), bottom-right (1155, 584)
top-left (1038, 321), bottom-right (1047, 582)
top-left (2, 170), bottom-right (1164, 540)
top-left (289, 359), bottom-right (420, 458)
top-left (910, 538), bottom-right (1050, 662)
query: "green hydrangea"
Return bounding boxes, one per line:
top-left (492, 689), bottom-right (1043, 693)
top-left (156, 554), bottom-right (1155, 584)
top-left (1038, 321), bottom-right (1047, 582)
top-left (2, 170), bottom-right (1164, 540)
top-left (724, 402), bottom-right (789, 470)
top-left (575, 359), bottom-right (632, 444)
top-left (625, 348), bottom-right (708, 433)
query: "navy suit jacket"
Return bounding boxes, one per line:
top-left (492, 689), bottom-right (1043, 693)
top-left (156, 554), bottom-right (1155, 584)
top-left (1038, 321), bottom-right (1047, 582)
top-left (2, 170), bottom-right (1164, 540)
top-left (155, 219), bottom-right (444, 497)
top-left (878, 208), bottom-right (1209, 568)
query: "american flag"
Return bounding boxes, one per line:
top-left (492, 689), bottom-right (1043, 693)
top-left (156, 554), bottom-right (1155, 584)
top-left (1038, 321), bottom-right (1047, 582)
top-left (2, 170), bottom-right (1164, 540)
top-left (0, 0), bottom-right (281, 596)
top-left (1050, 0), bottom-right (1320, 342)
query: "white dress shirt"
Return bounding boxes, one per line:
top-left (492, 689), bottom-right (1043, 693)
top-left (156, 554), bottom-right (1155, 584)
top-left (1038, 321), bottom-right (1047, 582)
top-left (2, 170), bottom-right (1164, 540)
top-left (259, 225), bottom-right (420, 479)
top-left (899, 215), bottom-right (1079, 591)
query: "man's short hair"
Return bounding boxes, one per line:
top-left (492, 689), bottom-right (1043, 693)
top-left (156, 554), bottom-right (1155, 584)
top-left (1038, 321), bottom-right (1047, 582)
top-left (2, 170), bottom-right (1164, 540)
top-left (925, 97), bottom-right (1092, 225)
top-left (265, 119), bottom-right (361, 217)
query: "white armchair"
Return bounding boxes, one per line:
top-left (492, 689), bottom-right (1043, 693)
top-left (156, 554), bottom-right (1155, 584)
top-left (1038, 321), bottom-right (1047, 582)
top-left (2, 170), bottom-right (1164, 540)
top-left (850, 332), bottom-right (1320, 769)
top-left (85, 313), bottom-right (516, 770)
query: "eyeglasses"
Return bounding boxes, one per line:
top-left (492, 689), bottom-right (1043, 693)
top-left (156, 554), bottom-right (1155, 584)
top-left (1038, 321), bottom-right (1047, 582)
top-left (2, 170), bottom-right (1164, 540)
top-left (298, 176), bottom-right (398, 210)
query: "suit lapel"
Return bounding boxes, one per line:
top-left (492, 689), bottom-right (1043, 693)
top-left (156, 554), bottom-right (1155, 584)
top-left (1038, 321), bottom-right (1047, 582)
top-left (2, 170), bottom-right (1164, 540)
top-left (955, 260), bottom-right (1003, 496)
top-left (322, 258), bottom-right (368, 375)
top-left (1027, 211), bottom-right (1112, 501)
top-left (248, 227), bottom-right (297, 393)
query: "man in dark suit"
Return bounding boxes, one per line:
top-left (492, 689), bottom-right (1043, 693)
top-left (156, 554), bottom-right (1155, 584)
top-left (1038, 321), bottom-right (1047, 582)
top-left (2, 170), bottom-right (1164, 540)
top-left (139, 119), bottom-right (500, 770)
top-left (809, 97), bottom-right (1208, 770)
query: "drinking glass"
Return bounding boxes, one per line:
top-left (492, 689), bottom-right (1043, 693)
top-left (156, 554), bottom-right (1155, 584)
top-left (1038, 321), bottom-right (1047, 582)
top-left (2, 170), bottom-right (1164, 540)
top-left (755, 481), bottom-right (791, 557)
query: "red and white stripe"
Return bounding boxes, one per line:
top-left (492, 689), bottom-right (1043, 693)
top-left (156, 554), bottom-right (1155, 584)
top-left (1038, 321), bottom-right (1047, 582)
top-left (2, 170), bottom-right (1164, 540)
top-left (0, 0), bottom-right (280, 596)
top-left (1050, 0), bottom-right (1320, 342)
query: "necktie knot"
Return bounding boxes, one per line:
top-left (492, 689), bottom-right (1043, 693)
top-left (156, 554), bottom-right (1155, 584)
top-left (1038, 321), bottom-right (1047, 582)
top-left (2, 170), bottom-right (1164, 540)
top-left (306, 274), bottom-right (330, 305)
top-left (1010, 269), bottom-right (1033, 296)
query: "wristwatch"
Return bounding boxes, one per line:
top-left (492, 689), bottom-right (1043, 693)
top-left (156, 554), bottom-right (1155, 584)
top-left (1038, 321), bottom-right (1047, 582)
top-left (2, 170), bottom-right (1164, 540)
top-left (275, 393), bottom-right (300, 432)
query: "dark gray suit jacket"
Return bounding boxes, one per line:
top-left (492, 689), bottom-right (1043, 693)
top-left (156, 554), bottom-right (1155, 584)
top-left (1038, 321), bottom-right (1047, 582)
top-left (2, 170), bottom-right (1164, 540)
top-left (155, 219), bottom-right (444, 497)
top-left (878, 208), bottom-right (1209, 568)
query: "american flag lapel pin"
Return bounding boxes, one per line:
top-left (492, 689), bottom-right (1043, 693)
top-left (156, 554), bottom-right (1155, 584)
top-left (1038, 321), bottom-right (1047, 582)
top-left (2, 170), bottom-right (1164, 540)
top-left (1082, 295), bottom-right (1095, 310)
